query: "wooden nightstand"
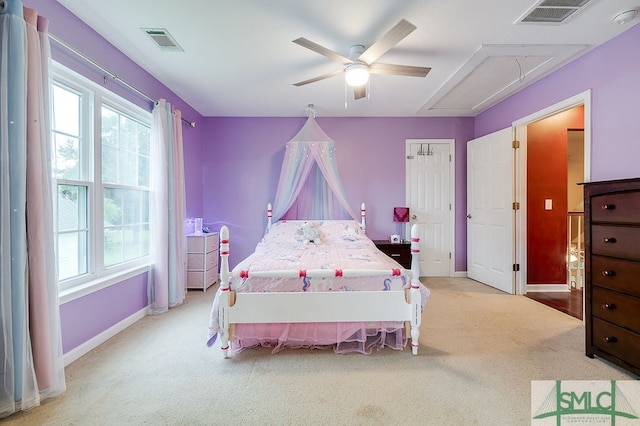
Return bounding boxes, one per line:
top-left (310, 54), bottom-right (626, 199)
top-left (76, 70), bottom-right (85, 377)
top-left (373, 240), bottom-right (411, 269)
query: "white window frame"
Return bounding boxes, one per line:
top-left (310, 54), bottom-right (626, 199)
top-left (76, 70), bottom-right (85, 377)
top-left (52, 63), bottom-right (152, 303)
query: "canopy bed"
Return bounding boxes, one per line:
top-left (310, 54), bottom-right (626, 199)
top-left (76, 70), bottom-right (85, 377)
top-left (206, 116), bottom-right (430, 357)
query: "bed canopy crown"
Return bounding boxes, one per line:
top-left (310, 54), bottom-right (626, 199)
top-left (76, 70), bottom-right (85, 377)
top-left (271, 114), bottom-right (358, 222)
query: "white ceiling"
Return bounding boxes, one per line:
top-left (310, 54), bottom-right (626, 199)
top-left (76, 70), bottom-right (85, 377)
top-left (57, 0), bottom-right (640, 117)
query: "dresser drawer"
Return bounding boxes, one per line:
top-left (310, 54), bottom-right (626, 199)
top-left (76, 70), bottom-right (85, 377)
top-left (187, 233), bottom-right (219, 253)
top-left (592, 286), bottom-right (640, 332)
top-left (187, 267), bottom-right (219, 289)
top-left (187, 250), bottom-right (218, 270)
top-left (591, 225), bottom-right (640, 261)
top-left (592, 317), bottom-right (640, 368)
top-left (591, 255), bottom-right (640, 296)
top-left (591, 191), bottom-right (640, 223)
top-left (374, 242), bottom-right (411, 269)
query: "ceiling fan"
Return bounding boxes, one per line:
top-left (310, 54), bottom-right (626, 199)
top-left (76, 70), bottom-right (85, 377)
top-left (292, 19), bottom-right (431, 100)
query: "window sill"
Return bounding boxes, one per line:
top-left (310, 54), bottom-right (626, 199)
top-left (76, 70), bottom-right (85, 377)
top-left (59, 263), bottom-right (151, 305)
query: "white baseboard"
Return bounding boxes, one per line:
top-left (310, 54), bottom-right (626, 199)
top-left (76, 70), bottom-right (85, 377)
top-left (526, 284), bottom-right (570, 293)
top-left (63, 307), bottom-right (147, 366)
top-left (453, 271), bottom-right (467, 278)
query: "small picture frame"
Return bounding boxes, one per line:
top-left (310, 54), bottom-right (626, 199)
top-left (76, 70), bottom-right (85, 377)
top-left (390, 234), bottom-right (401, 244)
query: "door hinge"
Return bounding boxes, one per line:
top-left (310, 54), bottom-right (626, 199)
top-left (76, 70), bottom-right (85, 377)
top-left (449, 252), bottom-right (452, 259)
top-left (512, 201), bottom-right (520, 210)
top-left (449, 203), bottom-right (452, 211)
top-left (449, 154), bottom-right (452, 162)
top-left (407, 155), bottom-right (414, 160)
top-left (512, 140), bottom-right (520, 149)
top-left (513, 263), bottom-right (520, 272)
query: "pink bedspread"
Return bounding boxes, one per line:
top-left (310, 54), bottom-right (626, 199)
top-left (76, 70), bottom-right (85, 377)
top-left (207, 220), bottom-right (430, 354)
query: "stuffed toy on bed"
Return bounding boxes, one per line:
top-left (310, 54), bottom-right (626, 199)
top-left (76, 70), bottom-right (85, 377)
top-left (298, 221), bottom-right (320, 245)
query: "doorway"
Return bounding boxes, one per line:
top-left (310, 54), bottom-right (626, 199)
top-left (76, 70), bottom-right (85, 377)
top-left (516, 93), bottom-right (590, 319)
top-left (513, 90), bottom-right (591, 298)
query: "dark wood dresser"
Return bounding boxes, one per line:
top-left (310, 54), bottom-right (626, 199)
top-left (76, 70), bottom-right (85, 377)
top-left (373, 240), bottom-right (411, 269)
top-left (583, 177), bottom-right (640, 376)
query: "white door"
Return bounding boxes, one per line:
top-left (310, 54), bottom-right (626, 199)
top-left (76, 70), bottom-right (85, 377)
top-left (467, 128), bottom-right (515, 293)
top-left (406, 140), bottom-right (453, 277)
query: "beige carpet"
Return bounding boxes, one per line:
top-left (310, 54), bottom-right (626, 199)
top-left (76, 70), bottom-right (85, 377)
top-left (5, 278), bottom-right (636, 425)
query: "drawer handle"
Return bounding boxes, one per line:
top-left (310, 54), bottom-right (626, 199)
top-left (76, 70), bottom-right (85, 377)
top-left (603, 336), bottom-right (618, 343)
top-left (603, 303), bottom-right (616, 310)
top-left (602, 270), bottom-right (616, 277)
top-left (601, 204), bottom-right (616, 210)
top-left (602, 237), bottom-right (616, 243)
top-left (391, 254), bottom-right (401, 257)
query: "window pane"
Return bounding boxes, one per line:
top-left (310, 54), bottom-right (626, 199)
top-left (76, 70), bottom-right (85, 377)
top-left (101, 107), bottom-right (118, 147)
top-left (104, 187), bottom-right (123, 226)
top-left (103, 187), bottom-right (149, 266)
top-left (101, 106), bottom-right (150, 188)
top-left (53, 134), bottom-right (80, 180)
top-left (52, 84), bottom-right (80, 136)
top-left (104, 227), bottom-right (123, 267)
top-left (57, 184), bottom-right (87, 231)
top-left (56, 184), bottom-right (88, 281)
top-left (137, 124), bottom-right (150, 156)
top-left (58, 231), bottom-right (88, 281)
top-left (138, 155), bottom-right (149, 187)
top-left (102, 144), bottom-right (118, 184)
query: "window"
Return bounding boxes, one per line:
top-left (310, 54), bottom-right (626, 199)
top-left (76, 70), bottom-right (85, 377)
top-left (52, 64), bottom-right (151, 291)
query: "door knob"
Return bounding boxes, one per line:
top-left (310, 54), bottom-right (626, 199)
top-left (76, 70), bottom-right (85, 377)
top-left (467, 214), bottom-right (472, 219)
top-left (411, 214), bottom-right (417, 220)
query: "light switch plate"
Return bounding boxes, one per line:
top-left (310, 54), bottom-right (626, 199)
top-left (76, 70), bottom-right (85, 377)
top-left (545, 199), bottom-right (552, 210)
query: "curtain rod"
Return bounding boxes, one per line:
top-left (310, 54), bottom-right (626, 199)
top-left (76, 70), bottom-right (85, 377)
top-left (48, 33), bottom-right (196, 128)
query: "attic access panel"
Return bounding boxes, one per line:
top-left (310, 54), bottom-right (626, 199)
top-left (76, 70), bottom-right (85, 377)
top-left (417, 44), bottom-right (588, 116)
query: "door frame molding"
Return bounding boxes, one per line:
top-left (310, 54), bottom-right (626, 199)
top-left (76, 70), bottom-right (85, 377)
top-left (405, 138), bottom-right (456, 277)
top-left (512, 89), bottom-right (592, 295)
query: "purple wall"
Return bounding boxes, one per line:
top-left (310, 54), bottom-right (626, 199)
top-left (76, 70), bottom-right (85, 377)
top-left (59, 274), bottom-right (148, 353)
top-left (475, 23), bottom-right (640, 182)
top-left (201, 117), bottom-right (474, 269)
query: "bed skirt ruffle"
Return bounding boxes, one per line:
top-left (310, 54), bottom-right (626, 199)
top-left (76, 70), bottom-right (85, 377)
top-left (229, 322), bottom-right (407, 355)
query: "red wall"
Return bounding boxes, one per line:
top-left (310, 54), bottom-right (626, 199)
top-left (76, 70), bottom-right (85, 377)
top-left (527, 106), bottom-right (584, 284)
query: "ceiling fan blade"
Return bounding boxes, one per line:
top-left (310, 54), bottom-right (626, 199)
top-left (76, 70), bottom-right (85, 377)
top-left (293, 69), bottom-right (344, 86)
top-left (358, 19), bottom-right (417, 65)
top-left (369, 63), bottom-right (431, 77)
top-left (292, 37), bottom-right (352, 65)
top-left (354, 85), bottom-right (366, 100)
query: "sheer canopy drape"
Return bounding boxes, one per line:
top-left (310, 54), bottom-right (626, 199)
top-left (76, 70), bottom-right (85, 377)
top-left (148, 99), bottom-right (187, 314)
top-left (272, 117), bottom-right (358, 222)
top-left (1, 1), bottom-right (66, 417)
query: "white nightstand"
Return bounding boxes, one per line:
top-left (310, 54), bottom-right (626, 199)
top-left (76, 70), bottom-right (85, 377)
top-left (186, 232), bottom-right (219, 291)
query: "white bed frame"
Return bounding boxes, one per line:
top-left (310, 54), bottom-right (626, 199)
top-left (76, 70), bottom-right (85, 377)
top-left (216, 203), bottom-right (422, 357)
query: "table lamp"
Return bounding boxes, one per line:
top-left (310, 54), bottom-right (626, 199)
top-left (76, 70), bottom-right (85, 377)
top-left (393, 207), bottom-right (410, 243)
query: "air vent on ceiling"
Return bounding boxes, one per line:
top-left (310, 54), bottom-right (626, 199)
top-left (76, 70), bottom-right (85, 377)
top-left (141, 28), bottom-right (184, 52)
top-left (516, 0), bottom-right (595, 24)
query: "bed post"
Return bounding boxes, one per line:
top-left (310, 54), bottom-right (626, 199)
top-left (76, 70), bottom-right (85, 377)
top-left (267, 203), bottom-right (273, 232)
top-left (409, 224), bottom-right (421, 355)
top-left (218, 225), bottom-right (231, 358)
top-left (360, 202), bottom-right (366, 231)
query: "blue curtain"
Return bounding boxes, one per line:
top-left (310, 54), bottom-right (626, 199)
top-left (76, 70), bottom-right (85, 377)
top-left (1, 1), bottom-right (66, 417)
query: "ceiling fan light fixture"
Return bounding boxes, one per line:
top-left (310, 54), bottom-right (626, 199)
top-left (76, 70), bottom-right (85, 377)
top-left (345, 63), bottom-right (370, 87)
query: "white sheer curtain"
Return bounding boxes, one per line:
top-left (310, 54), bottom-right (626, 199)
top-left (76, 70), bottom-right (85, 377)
top-left (1, 1), bottom-right (65, 418)
top-left (271, 117), bottom-right (358, 221)
top-left (148, 99), bottom-right (187, 314)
